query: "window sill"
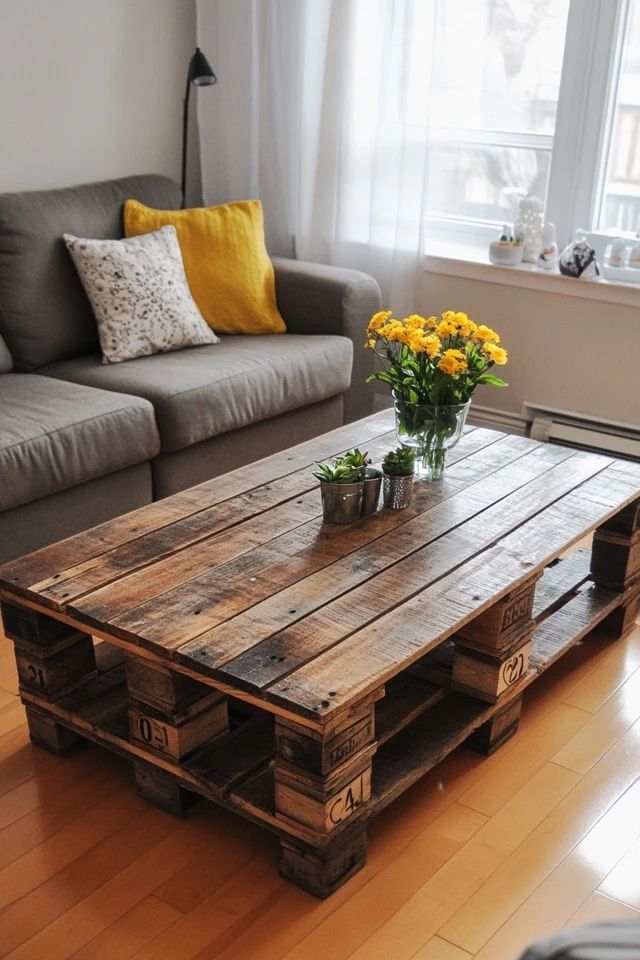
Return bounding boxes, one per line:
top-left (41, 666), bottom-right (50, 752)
top-left (423, 246), bottom-right (640, 309)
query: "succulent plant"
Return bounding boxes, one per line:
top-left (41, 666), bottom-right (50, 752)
top-left (382, 446), bottom-right (415, 477)
top-left (313, 448), bottom-right (370, 484)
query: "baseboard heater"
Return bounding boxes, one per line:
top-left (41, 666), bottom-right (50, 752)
top-left (522, 402), bottom-right (640, 461)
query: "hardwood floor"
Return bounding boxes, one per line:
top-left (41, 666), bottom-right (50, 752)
top-left (0, 587), bottom-right (639, 959)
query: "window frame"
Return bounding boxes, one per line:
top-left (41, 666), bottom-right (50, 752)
top-left (423, 0), bottom-right (633, 253)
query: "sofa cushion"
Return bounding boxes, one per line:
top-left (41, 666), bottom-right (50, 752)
top-left (0, 333), bottom-right (12, 373)
top-left (0, 374), bottom-right (160, 511)
top-left (43, 334), bottom-right (353, 453)
top-left (0, 174), bottom-right (182, 372)
top-left (64, 227), bottom-right (218, 363)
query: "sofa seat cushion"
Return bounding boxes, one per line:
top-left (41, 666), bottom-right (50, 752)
top-left (0, 374), bottom-right (160, 511)
top-left (42, 334), bottom-right (353, 453)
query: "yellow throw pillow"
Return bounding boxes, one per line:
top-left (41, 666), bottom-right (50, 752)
top-left (124, 199), bottom-right (286, 335)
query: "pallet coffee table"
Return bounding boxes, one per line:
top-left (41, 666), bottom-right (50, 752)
top-left (1, 411), bottom-right (639, 897)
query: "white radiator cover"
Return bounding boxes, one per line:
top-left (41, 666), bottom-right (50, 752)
top-left (522, 402), bottom-right (640, 460)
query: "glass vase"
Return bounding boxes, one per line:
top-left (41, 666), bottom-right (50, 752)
top-left (393, 395), bottom-right (471, 481)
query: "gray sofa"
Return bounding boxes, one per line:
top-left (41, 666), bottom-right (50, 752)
top-left (0, 174), bottom-right (380, 562)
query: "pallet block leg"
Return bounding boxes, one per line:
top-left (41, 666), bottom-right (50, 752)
top-left (592, 498), bottom-right (640, 639)
top-left (25, 705), bottom-right (82, 755)
top-left (279, 822), bottom-right (368, 898)
top-left (274, 705), bottom-right (377, 896)
top-left (133, 760), bottom-right (198, 817)
top-left (599, 587), bottom-right (640, 640)
top-left (125, 654), bottom-right (229, 763)
top-left (468, 695), bottom-right (523, 756)
top-left (1, 601), bottom-right (97, 701)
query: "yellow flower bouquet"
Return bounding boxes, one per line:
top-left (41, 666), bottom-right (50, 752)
top-left (366, 310), bottom-right (508, 479)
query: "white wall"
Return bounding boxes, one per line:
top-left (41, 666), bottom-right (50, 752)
top-left (419, 271), bottom-right (640, 426)
top-left (0, 0), bottom-right (199, 197)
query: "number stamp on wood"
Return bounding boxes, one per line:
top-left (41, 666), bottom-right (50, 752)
top-left (14, 635), bottom-right (97, 699)
top-left (275, 763), bottom-right (372, 833)
top-left (455, 575), bottom-right (539, 651)
top-left (275, 707), bottom-right (375, 777)
top-left (128, 693), bottom-right (228, 762)
top-left (452, 638), bottom-right (532, 703)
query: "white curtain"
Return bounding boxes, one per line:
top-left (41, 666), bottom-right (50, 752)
top-left (196, 0), bottom-right (433, 313)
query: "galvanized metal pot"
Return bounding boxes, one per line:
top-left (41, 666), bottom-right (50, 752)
top-left (362, 469), bottom-right (382, 516)
top-left (320, 480), bottom-right (364, 523)
top-left (382, 472), bottom-right (413, 510)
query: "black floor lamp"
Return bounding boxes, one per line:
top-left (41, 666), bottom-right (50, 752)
top-left (181, 46), bottom-right (217, 206)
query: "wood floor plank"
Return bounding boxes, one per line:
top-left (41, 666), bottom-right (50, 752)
top-left (0, 783), bottom-right (140, 910)
top-left (598, 833), bottom-right (640, 909)
top-left (67, 896), bottom-right (182, 960)
top-left (565, 890), bottom-right (640, 928)
top-left (236, 803), bottom-right (486, 960)
top-left (0, 411), bottom-right (397, 593)
top-left (4, 818), bottom-right (222, 960)
top-left (411, 937), bottom-right (472, 960)
top-left (471, 776), bottom-right (640, 960)
top-left (438, 715), bottom-right (640, 954)
top-left (0, 808), bottom-right (177, 958)
top-left (552, 665), bottom-right (640, 774)
top-left (331, 762), bottom-right (578, 960)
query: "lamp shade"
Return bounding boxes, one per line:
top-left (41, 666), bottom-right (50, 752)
top-left (188, 47), bottom-right (217, 87)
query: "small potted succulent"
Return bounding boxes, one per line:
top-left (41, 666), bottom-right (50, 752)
top-left (382, 446), bottom-right (415, 509)
top-left (313, 448), bottom-right (369, 523)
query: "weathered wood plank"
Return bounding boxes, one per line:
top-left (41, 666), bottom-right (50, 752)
top-left (180, 442), bottom-right (574, 683)
top-left (35, 426), bottom-right (467, 614)
top-left (98, 433), bottom-right (534, 651)
top-left (531, 549), bottom-right (591, 620)
top-left (262, 456), bottom-right (640, 720)
top-left (0, 410), bottom-right (399, 596)
top-left (529, 582), bottom-right (632, 672)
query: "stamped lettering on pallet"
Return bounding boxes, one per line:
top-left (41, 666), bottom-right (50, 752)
top-left (327, 772), bottom-right (369, 828)
top-left (131, 710), bottom-right (170, 752)
top-left (328, 717), bottom-right (374, 769)
top-left (501, 593), bottom-right (532, 632)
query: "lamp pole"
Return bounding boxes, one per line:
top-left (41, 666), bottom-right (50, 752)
top-left (181, 47), bottom-right (217, 207)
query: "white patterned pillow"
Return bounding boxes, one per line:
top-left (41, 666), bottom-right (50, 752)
top-left (63, 226), bottom-right (219, 364)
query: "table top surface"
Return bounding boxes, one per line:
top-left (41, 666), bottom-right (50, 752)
top-left (2, 411), bottom-right (640, 725)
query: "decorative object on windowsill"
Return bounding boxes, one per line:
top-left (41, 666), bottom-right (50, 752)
top-left (313, 448), bottom-right (369, 523)
top-left (362, 466), bottom-right (382, 516)
top-left (559, 229), bottom-right (599, 279)
top-left (537, 222), bottom-right (559, 271)
top-left (517, 196), bottom-right (544, 263)
top-left (181, 47), bottom-right (217, 205)
top-left (608, 236), bottom-right (627, 268)
top-left (628, 234), bottom-right (640, 269)
top-left (489, 225), bottom-right (524, 266)
top-left (365, 310), bottom-right (508, 481)
top-left (382, 448), bottom-right (415, 509)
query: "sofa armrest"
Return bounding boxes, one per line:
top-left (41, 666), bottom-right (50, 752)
top-left (272, 257), bottom-right (381, 423)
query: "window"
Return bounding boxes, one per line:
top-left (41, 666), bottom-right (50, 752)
top-left (416, 0), bottom-right (638, 252)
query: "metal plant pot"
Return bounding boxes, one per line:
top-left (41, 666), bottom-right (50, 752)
top-left (382, 472), bottom-right (414, 510)
top-left (320, 480), bottom-right (364, 524)
top-left (362, 469), bottom-right (382, 516)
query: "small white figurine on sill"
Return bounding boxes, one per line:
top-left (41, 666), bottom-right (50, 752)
top-left (537, 222), bottom-right (559, 271)
top-left (517, 195), bottom-right (544, 263)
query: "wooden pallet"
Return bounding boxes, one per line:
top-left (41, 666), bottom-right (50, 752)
top-left (1, 412), bottom-right (639, 898)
